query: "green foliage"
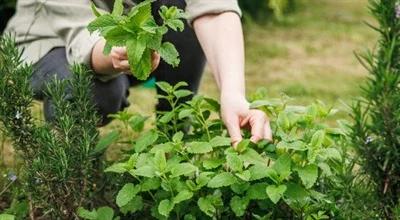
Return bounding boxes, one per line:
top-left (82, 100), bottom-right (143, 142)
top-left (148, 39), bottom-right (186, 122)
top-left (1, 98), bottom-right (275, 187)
top-left (0, 35), bottom-right (104, 218)
top-left (239, 0), bottom-right (295, 22)
top-left (351, 0), bottom-right (400, 218)
top-left (80, 81), bottom-right (346, 219)
top-left (88, 0), bottom-right (185, 80)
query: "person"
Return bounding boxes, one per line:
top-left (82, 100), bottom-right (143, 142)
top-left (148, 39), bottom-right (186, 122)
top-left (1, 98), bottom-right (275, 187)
top-left (4, 0), bottom-right (272, 145)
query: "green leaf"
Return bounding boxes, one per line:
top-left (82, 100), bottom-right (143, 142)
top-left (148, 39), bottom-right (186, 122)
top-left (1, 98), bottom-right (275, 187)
top-left (87, 14), bottom-right (117, 34)
top-left (156, 81), bottom-right (173, 93)
top-left (134, 130), bottom-right (158, 152)
top-left (91, 3), bottom-right (102, 17)
top-left (93, 130), bottom-right (119, 154)
top-left (266, 184), bottom-right (287, 204)
top-left (97, 207), bottom-right (114, 220)
top-left (173, 190), bottom-right (193, 204)
top-left (105, 163), bottom-right (127, 174)
top-left (173, 89), bottom-right (193, 98)
top-left (159, 111), bottom-right (175, 124)
top-left (297, 164), bottom-right (318, 188)
top-left (128, 114), bottom-right (148, 132)
top-left (208, 172), bottom-right (237, 188)
top-left (230, 196), bottom-right (249, 217)
top-left (240, 148), bottom-right (267, 165)
top-left (236, 139), bottom-right (250, 153)
top-left (172, 131), bottom-right (184, 142)
top-left (196, 172), bottom-right (213, 187)
top-left (132, 48), bottom-right (152, 80)
top-left (203, 158), bottom-right (225, 170)
top-left (249, 164), bottom-right (269, 180)
top-left (116, 183), bottom-right (140, 207)
top-left (273, 154), bottom-right (291, 181)
top-left (159, 42), bottom-right (180, 67)
top-left (187, 142), bottom-right (213, 154)
top-left (226, 153), bottom-right (243, 172)
top-left (112, 0), bottom-right (124, 16)
top-left (130, 165), bottom-right (156, 178)
top-left (77, 208), bottom-right (97, 220)
top-left (284, 183), bottom-right (309, 205)
top-left (170, 163), bottom-right (197, 177)
top-left (210, 136), bottom-right (231, 148)
top-left (126, 36), bottom-right (146, 66)
top-left (158, 199), bottom-right (174, 217)
top-left (198, 197), bottom-right (216, 217)
top-left (310, 130), bottom-right (325, 148)
top-left (120, 196), bottom-right (143, 214)
top-left (235, 170), bottom-right (251, 181)
top-left (141, 178), bottom-right (161, 191)
top-left (154, 150), bottom-right (167, 172)
top-left (246, 183), bottom-right (269, 200)
top-left (178, 109), bottom-right (193, 119)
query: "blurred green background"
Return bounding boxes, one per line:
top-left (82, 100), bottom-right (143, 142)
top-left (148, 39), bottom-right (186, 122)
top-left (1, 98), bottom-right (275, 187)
top-left (0, 0), bottom-right (375, 174)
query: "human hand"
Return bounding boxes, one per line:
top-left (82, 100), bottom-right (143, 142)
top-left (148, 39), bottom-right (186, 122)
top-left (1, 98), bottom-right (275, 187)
top-left (220, 94), bottom-right (272, 146)
top-left (110, 47), bottom-right (161, 73)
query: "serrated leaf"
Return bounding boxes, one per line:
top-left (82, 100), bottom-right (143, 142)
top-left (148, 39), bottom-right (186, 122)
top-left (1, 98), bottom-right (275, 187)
top-left (173, 89), bottom-right (193, 98)
top-left (134, 130), bottom-right (158, 152)
top-left (130, 165), bottom-right (156, 178)
top-left (159, 42), bottom-right (180, 67)
top-left (88, 14), bottom-right (117, 34)
top-left (178, 109), bottom-right (193, 119)
top-left (116, 183), bottom-right (140, 207)
top-left (97, 207), bottom-right (114, 220)
top-left (120, 196), bottom-right (143, 214)
top-left (154, 150), bottom-right (167, 172)
top-left (230, 196), bottom-right (249, 217)
top-left (93, 130), bottom-right (119, 154)
top-left (297, 164), bottom-right (318, 189)
top-left (196, 172), bottom-right (213, 187)
top-left (187, 142), bottom-right (213, 154)
top-left (141, 178), bottom-right (161, 191)
top-left (240, 148), bottom-right (267, 165)
top-left (158, 199), bottom-right (174, 217)
top-left (236, 139), bottom-right (250, 153)
top-left (226, 153), bottom-right (243, 172)
top-left (91, 3), bottom-right (102, 17)
top-left (132, 48), bottom-right (152, 80)
top-left (77, 208), bottom-right (97, 220)
top-left (249, 164), bottom-right (269, 181)
top-left (172, 131), bottom-right (184, 142)
top-left (266, 185), bottom-right (287, 204)
top-left (128, 114), bottom-right (148, 132)
top-left (310, 130), bottom-right (325, 148)
top-left (203, 158), bottom-right (225, 170)
top-left (170, 163), bottom-right (197, 177)
top-left (273, 154), bottom-right (291, 181)
top-left (173, 190), bottom-right (193, 204)
top-left (105, 163), bottom-right (127, 174)
top-left (210, 136), bottom-right (231, 148)
top-left (208, 172), bottom-right (237, 188)
top-left (112, 0), bottom-right (124, 16)
top-left (198, 197), bottom-right (216, 217)
top-left (235, 170), bottom-right (251, 181)
top-left (247, 183), bottom-right (269, 200)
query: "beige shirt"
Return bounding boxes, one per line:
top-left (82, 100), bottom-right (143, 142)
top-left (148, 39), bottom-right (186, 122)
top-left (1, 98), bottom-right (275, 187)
top-left (5, 0), bottom-right (241, 68)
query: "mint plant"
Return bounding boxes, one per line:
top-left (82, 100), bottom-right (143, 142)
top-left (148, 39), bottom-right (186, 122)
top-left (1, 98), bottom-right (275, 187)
top-left (79, 82), bottom-right (346, 219)
top-left (88, 0), bottom-right (185, 80)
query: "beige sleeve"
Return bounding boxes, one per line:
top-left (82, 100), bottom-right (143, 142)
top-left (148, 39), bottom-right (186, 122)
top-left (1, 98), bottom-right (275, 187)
top-left (185, 0), bottom-right (242, 24)
top-left (40, 0), bottom-right (101, 66)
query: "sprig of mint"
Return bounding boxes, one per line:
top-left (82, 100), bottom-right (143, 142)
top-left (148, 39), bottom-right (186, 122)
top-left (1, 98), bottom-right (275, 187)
top-left (88, 0), bottom-right (186, 80)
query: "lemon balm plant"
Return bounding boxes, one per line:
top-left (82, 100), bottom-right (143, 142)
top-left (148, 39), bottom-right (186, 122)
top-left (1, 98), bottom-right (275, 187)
top-left (79, 82), bottom-right (346, 219)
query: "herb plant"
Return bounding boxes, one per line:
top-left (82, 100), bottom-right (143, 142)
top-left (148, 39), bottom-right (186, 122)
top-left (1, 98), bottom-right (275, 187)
top-left (351, 0), bottom-right (400, 218)
top-left (79, 82), bottom-right (346, 219)
top-left (88, 0), bottom-right (185, 80)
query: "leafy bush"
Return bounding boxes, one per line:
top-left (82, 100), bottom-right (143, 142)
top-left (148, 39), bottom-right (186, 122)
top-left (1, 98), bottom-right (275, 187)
top-left (0, 35), bottom-right (105, 218)
top-left (351, 0), bottom-right (400, 218)
top-left (79, 83), bottom-right (346, 219)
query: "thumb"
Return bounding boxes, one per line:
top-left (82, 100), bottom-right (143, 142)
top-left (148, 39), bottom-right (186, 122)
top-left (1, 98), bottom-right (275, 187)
top-left (224, 114), bottom-right (243, 146)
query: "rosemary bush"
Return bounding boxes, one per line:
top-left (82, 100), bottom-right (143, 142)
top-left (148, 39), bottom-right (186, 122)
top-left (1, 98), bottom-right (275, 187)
top-left (0, 35), bottom-right (104, 219)
top-left (351, 0), bottom-right (400, 218)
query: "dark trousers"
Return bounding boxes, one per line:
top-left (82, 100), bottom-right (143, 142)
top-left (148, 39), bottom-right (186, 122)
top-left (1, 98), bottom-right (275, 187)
top-left (31, 1), bottom-right (206, 125)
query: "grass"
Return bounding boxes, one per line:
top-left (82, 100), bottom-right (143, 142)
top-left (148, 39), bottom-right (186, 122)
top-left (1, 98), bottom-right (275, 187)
top-left (0, 0), bottom-right (376, 196)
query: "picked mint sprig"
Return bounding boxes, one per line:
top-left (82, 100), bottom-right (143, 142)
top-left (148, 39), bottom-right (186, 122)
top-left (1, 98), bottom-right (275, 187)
top-left (88, 0), bottom-right (186, 80)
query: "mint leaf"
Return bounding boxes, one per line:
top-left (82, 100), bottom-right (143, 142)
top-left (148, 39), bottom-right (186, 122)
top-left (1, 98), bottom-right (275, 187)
top-left (198, 197), bottom-right (216, 217)
top-left (170, 163), bottom-right (197, 177)
top-left (208, 172), bottom-right (237, 188)
top-left (158, 199), bottom-right (174, 217)
top-left (77, 208), bottom-right (97, 219)
top-left (159, 42), bottom-right (180, 67)
top-left (297, 164), bottom-right (318, 188)
top-left (266, 184), bottom-right (287, 204)
top-left (273, 154), bottom-right (291, 181)
top-left (187, 142), bottom-right (213, 154)
top-left (112, 0), bottom-right (124, 16)
top-left (173, 190), bottom-right (193, 204)
top-left (230, 196), bottom-right (249, 217)
top-left (97, 207), bottom-right (114, 220)
top-left (116, 183), bottom-right (140, 207)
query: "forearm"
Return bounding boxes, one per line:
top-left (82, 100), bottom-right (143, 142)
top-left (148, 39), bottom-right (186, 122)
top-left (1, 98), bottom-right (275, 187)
top-left (193, 12), bottom-right (246, 100)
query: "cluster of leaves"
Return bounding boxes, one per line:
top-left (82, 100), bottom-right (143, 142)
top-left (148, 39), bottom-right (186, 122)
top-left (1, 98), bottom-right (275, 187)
top-left (0, 35), bottom-right (105, 218)
top-left (351, 0), bottom-right (400, 218)
top-left (79, 82), bottom-right (346, 219)
top-left (88, 0), bottom-right (185, 80)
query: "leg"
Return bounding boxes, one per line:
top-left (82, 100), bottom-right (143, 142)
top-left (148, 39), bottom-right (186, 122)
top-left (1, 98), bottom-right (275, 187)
top-left (31, 47), bottom-right (131, 125)
top-left (151, 0), bottom-right (206, 112)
